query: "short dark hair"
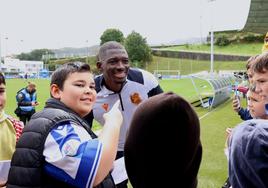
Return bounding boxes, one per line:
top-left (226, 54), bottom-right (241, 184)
top-left (51, 62), bottom-right (91, 90)
top-left (0, 72), bottom-right (6, 85)
top-left (252, 52), bottom-right (268, 73)
top-left (97, 41), bottom-right (126, 62)
top-left (124, 92), bottom-right (202, 188)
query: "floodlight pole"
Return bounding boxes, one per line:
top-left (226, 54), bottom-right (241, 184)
top-left (210, 30), bottom-right (214, 77)
top-left (208, 0), bottom-right (216, 78)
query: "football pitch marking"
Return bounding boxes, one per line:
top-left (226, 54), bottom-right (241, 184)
top-left (199, 98), bottom-right (232, 120)
top-left (199, 107), bottom-right (217, 120)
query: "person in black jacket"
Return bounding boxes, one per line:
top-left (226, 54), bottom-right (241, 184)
top-left (7, 62), bottom-right (122, 188)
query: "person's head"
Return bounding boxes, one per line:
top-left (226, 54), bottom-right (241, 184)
top-left (27, 81), bottom-right (36, 93)
top-left (247, 85), bottom-right (268, 119)
top-left (50, 62), bottom-right (96, 117)
top-left (96, 41), bottom-right (129, 92)
top-left (228, 119), bottom-right (268, 188)
top-left (0, 72), bottom-right (6, 112)
top-left (246, 55), bottom-right (258, 84)
top-left (124, 92), bottom-right (202, 188)
top-left (252, 52), bottom-right (268, 97)
top-left (265, 32), bottom-right (268, 42)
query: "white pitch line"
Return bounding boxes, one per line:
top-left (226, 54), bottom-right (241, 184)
top-left (199, 107), bottom-right (217, 120)
top-left (199, 98), bottom-right (232, 120)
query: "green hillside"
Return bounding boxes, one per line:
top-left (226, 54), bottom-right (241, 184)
top-left (161, 42), bottom-right (262, 56)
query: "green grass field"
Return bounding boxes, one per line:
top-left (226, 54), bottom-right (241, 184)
top-left (5, 77), bottom-right (246, 188)
top-left (148, 56), bottom-right (247, 75)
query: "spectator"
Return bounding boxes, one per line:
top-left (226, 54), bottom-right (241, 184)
top-left (0, 72), bottom-right (24, 186)
top-left (15, 81), bottom-right (39, 125)
top-left (252, 52), bottom-right (268, 99)
top-left (247, 85), bottom-right (268, 119)
top-left (84, 41), bottom-right (163, 188)
top-left (228, 119), bottom-right (268, 188)
top-left (7, 62), bottom-right (123, 188)
top-left (224, 83), bottom-right (268, 188)
top-left (124, 92), bottom-right (202, 188)
top-left (261, 32), bottom-right (268, 53)
top-left (232, 55), bottom-right (258, 121)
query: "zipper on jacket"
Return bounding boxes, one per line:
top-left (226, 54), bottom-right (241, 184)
top-left (118, 93), bottom-right (124, 111)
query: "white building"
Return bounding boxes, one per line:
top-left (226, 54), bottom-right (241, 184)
top-left (2, 57), bottom-right (43, 75)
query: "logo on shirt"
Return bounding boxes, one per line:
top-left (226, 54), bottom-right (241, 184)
top-left (130, 92), bottom-right (142, 105)
top-left (102, 103), bottom-right (109, 111)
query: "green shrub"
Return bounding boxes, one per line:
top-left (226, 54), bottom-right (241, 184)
top-left (243, 33), bottom-right (265, 43)
top-left (215, 35), bottom-right (230, 46)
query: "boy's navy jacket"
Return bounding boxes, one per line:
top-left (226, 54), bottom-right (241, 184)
top-left (238, 107), bottom-right (252, 120)
top-left (228, 119), bottom-right (268, 188)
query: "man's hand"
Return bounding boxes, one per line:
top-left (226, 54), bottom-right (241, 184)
top-left (103, 100), bottom-right (123, 128)
top-left (31, 101), bottom-right (39, 106)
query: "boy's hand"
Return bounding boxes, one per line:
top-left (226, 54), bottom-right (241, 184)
top-left (103, 100), bottom-right (123, 127)
top-left (225, 127), bottom-right (233, 138)
top-left (232, 95), bottom-right (240, 112)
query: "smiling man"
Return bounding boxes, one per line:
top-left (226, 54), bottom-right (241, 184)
top-left (84, 41), bottom-right (163, 188)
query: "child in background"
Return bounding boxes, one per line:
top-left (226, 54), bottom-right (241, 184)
top-left (226, 84), bottom-right (266, 152)
top-left (261, 32), bottom-right (268, 53)
top-left (0, 72), bottom-right (24, 186)
top-left (247, 85), bottom-right (268, 119)
top-left (232, 55), bottom-right (258, 121)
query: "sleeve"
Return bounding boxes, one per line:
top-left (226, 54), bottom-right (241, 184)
top-left (141, 69), bottom-right (163, 97)
top-left (43, 121), bottom-right (102, 188)
top-left (238, 108), bottom-right (252, 120)
top-left (8, 117), bottom-right (24, 141)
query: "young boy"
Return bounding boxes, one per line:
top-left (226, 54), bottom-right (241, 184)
top-left (7, 62), bottom-right (123, 188)
top-left (252, 52), bottom-right (268, 100)
top-left (0, 72), bottom-right (24, 186)
top-left (232, 55), bottom-right (259, 121)
top-left (247, 86), bottom-right (268, 119)
top-left (226, 85), bottom-right (268, 188)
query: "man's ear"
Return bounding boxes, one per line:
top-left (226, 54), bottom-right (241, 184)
top-left (50, 84), bottom-right (61, 99)
top-left (96, 61), bottom-right (103, 72)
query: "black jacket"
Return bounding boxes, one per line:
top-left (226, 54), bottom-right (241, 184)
top-left (7, 98), bottom-right (115, 188)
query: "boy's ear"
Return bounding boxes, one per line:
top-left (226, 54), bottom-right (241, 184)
top-left (50, 84), bottom-right (61, 99)
top-left (96, 61), bottom-right (103, 72)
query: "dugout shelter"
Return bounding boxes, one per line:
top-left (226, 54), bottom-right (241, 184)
top-left (191, 76), bottom-right (233, 109)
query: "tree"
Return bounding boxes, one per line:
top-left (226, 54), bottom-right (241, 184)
top-left (124, 31), bottom-right (152, 67)
top-left (16, 49), bottom-right (54, 61)
top-left (100, 28), bottom-right (124, 45)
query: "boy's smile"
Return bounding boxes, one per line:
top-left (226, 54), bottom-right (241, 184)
top-left (58, 72), bottom-right (96, 117)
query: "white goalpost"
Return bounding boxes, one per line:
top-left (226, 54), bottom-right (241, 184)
top-left (153, 70), bottom-right (180, 79)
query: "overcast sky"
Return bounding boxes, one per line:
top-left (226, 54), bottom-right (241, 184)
top-left (0, 0), bottom-right (250, 56)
